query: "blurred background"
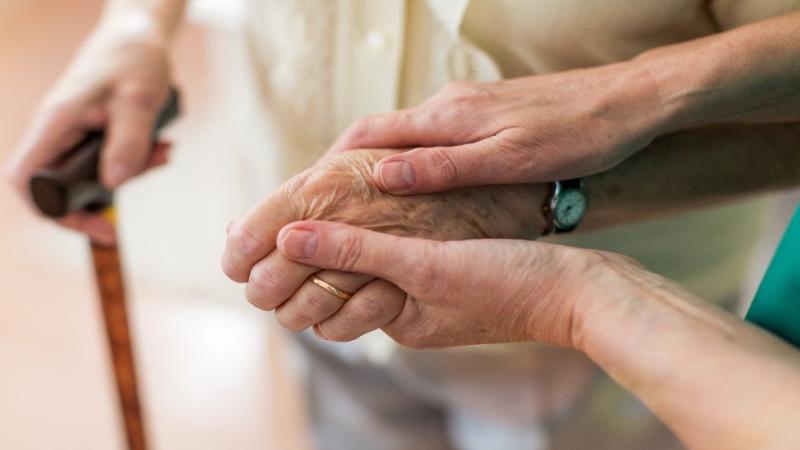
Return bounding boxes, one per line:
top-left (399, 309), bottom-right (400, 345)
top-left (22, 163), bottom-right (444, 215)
top-left (0, 1), bottom-right (797, 450)
top-left (0, 1), bottom-right (309, 449)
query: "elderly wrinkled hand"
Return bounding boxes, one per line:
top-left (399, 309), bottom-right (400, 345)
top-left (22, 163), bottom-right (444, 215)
top-left (221, 149), bottom-right (545, 341)
top-left (3, 24), bottom-right (173, 245)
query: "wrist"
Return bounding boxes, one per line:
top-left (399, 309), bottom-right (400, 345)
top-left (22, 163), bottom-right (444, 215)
top-left (588, 59), bottom-right (679, 146)
top-left (631, 38), bottom-right (736, 132)
top-left (557, 253), bottom-right (667, 358)
top-left (517, 248), bottom-right (630, 349)
top-left (506, 183), bottom-right (550, 239)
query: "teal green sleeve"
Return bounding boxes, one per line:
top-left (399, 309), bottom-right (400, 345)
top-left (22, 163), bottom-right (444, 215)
top-left (746, 205), bottom-right (800, 348)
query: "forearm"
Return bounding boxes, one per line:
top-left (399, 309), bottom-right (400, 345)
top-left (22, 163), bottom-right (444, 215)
top-left (639, 11), bottom-right (800, 129)
top-left (573, 267), bottom-right (800, 450)
top-left (581, 122), bottom-right (800, 230)
top-left (97, 0), bottom-right (187, 41)
top-left (573, 12), bottom-right (800, 230)
top-left (488, 121), bottom-right (799, 237)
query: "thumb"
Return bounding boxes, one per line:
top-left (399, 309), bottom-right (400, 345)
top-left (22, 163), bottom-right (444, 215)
top-left (277, 221), bottom-right (440, 287)
top-left (372, 132), bottom-right (522, 195)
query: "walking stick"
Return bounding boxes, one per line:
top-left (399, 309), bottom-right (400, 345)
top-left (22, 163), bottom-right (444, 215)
top-left (90, 213), bottom-right (146, 450)
top-left (29, 90), bottom-right (180, 450)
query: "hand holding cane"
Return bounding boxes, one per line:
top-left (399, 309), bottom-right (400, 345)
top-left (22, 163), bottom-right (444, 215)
top-left (29, 90), bottom-right (180, 450)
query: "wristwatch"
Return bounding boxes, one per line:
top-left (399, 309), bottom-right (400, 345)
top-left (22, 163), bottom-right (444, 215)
top-left (542, 179), bottom-right (587, 236)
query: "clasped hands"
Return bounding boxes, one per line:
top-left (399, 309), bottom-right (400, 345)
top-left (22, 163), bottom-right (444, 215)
top-left (219, 147), bottom-right (655, 351)
top-left (221, 149), bottom-right (562, 347)
top-left (220, 62), bottom-right (673, 349)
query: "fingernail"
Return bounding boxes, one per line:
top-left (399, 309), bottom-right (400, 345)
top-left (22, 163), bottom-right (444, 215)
top-left (378, 161), bottom-right (415, 191)
top-left (282, 229), bottom-right (318, 258)
top-left (105, 163), bottom-right (131, 188)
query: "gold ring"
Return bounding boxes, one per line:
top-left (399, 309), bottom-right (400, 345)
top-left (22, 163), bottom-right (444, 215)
top-left (310, 276), bottom-right (353, 301)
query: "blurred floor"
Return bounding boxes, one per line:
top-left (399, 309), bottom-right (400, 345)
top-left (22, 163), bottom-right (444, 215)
top-left (0, 1), bottom-right (308, 449)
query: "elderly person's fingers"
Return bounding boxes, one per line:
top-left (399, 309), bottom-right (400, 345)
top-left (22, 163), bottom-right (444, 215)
top-left (58, 140), bottom-right (170, 246)
top-left (225, 148), bottom-right (543, 286)
top-left (101, 83), bottom-right (169, 188)
top-left (144, 140), bottom-right (172, 168)
top-left (4, 81), bottom-right (172, 246)
top-left (273, 271), bottom-right (373, 331)
top-left (5, 27), bottom-right (173, 243)
top-left (222, 192), bottom-right (302, 283)
top-left (4, 99), bottom-right (98, 196)
top-left (245, 242), bottom-right (401, 340)
top-left (244, 252), bottom-right (316, 310)
top-left (244, 248), bottom-right (374, 320)
top-left (314, 279), bottom-right (405, 342)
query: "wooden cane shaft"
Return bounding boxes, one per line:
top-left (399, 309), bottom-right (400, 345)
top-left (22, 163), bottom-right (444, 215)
top-left (91, 240), bottom-right (147, 450)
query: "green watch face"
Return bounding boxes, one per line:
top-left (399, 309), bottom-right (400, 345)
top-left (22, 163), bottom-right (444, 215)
top-left (554, 189), bottom-right (587, 230)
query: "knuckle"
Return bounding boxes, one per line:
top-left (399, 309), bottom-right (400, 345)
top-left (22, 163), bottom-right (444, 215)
top-left (279, 172), bottom-right (314, 213)
top-left (277, 293), bottom-right (332, 330)
top-left (441, 80), bottom-right (473, 96)
top-left (342, 116), bottom-right (374, 146)
top-left (226, 225), bottom-right (264, 265)
top-left (249, 264), bottom-right (283, 292)
top-left (406, 250), bottom-right (440, 293)
top-left (282, 172), bottom-right (309, 197)
top-left (418, 104), bottom-right (461, 143)
top-left (439, 80), bottom-right (490, 105)
top-left (275, 308), bottom-right (311, 332)
top-left (427, 148), bottom-right (459, 187)
top-left (299, 291), bottom-right (331, 316)
top-left (245, 266), bottom-right (287, 308)
top-left (106, 136), bottom-right (150, 167)
top-left (116, 82), bottom-right (161, 110)
top-left (334, 233), bottom-right (363, 272)
top-left (351, 297), bottom-right (385, 322)
top-left (420, 102), bottom-right (445, 124)
top-left (352, 116), bottom-right (373, 134)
